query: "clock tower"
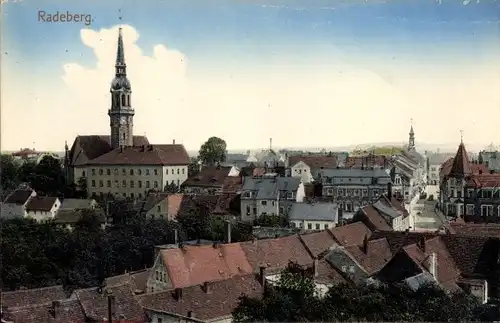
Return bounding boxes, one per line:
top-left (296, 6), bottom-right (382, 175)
top-left (108, 27), bottom-right (134, 149)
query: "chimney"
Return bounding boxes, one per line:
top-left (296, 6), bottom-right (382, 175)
top-left (362, 234), bottom-right (369, 253)
top-left (418, 236), bottom-right (425, 252)
top-left (387, 182), bottom-right (393, 201)
top-left (269, 138), bottom-right (272, 151)
top-left (202, 282), bottom-right (210, 294)
top-left (173, 139), bottom-right (176, 144)
top-left (174, 288), bottom-right (183, 300)
top-left (187, 311), bottom-right (193, 318)
top-left (107, 295), bottom-right (116, 323)
top-left (50, 301), bottom-right (61, 319)
top-left (174, 229), bottom-right (179, 245)
top-left (429, 252), bottom-right (438, 281)
top-left (224, 220), bottom-right (232, 243)
top-left (259, 266), bottom-right (266, 287)
top-left (312, 257), bottom-right (318, 277)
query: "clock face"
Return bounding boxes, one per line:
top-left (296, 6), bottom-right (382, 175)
top-left (120, 116), bottom-right (127, 123)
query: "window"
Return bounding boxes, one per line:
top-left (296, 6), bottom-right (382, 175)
top-left (114, 168), bottom-right (119, 175)
top-left (130, 169), bottom-right (134, 175)
top-left (338, 189), bottom-right (345, 196)
top-left (138, 169), bottom-right (142, 175)
top-left (82, 170), bottom-right (86, 177)
top-left (177, 168), bottom-right (180, 174)
top-left (299, 223), bottom-right (304, 228)
top-left (466, 204), bottom-right (474, 216)
top-left (373, 189), bottom-right (379, 197)
top-left (481, 205), bottom-right (493, 217)
top-left (287, 192), bottom-right (294, 199)
top-left (279, 207), bottom-right (285, 214)
top-left (157, 205), bottom-right (161, 212)
top-left (130, 180), bottom-right (134, 188)
top-left (99, 169), bottom-right (103, 175)
top-left (146, 181), bottom-right (150, 188)
top-left (246, 205), bottom-right (251, 215)
top-left (154, 169), bottom-right (158, 176)
top-left (122, 193), bottom-right (126, 197)
top-left (138, 181), bottom-right (142, 188)
top-left (324, 224), bottom-right (329, 229)
top-left (253, 208), bottom-right (257, 215)
top-left (177, 179), bottom-right (180, 186)
top-left (315, 223), bottom-right (320, 230)
top-left (290, 222), bottom-right (296, 228)
top-left (166, 169), bottom-right (169, 175)
top-left (114, 180), bottom-right (119, 188)
top-left (107, 169), bottom-right (111, 175)
top-left (91, 180), bottom-right (96, 187)
top-left (154, 181), bottom-right (158, 188)
top-left (327, 188), bottom-right (333, 196)
top-left (155, 271), bottom-right (159, 280)
top-left (261, 201), bottom-right (267, 205)
top-left (122, 169), bottom-right (126, 176)
top-left (354, 189), bottom-right (360, 196)
top-left (146, 169), bottom-right (150, 175)
top-left (138, 193), bottom-right (142, 199)
top-left (182, 168), bottom-right (185, 174)
top-left (122, 180), bottom-right (127, 188)
top-left (307, 223), bottom-right (312, 230)
top-left (92, 169), bottom-right (96, 176)
top-left (107, 180), bottom-right (111, 187)
top-left (362, 189), bottom-right (368, 197)
top-left (99, 180), bottom-right (103, 188)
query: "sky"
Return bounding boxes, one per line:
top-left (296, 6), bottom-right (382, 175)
top-left (1, 0), bottom-right (499, 152)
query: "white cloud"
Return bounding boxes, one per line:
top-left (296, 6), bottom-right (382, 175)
top-left (2, 24), bottom-right (500, 152)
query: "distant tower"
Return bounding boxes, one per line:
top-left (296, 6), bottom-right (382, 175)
top-left (108, 27), bottom-right (134, 149)
top-left (408, 119), bottom-right (415, 151)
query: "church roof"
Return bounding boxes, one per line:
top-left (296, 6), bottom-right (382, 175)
top-left (85, 144), bottom-right (190, 166)
top-left (449, 142), bottom-right (471, 177)
top-left (68, 135), bottom-right (149, 166)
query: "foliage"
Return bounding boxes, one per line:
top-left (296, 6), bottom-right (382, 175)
top-left (254, 214), bottom-right (289, 227)
top-left (198, 137), bottom-right (227, 166)
top-left (350, 146), bottom-right (404, 157)
top-left (234, 265), bottom-right (482, 322)
top-left (176, 203), bottom-right (212, 241)
top-left (0, 154), bottom-right (66, 198)
top-left (164, 182), bottom-right (179, 194)
top-left (0, 202), bottom-right (177, 291)
top-left (188, 156), bottom-right (200, 177)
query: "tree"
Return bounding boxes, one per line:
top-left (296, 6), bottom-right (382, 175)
top-left (164, 182), bottom-right (179, 193)
top-left (31, 156), bottom-right (65, 196)
top-left (0, 154), bottom-right (19, 198)
top-left (176, 203), bottom-right (211, 241)
top-left (188, 156), bottom-right (200, 177)
top-left (254, 214), bottom-right (288, 227)
top-left (198, 137), bottom-right (227, 166)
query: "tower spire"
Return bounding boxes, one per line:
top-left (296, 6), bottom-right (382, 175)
top-left (115, 9), bottom-right (126, 77)
top-left (408, 118), bottom-right (415, 151)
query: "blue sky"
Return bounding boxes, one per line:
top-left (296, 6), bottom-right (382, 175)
top-left (2, 0), bottom-right (499, 151)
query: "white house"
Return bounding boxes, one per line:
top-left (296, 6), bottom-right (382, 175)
top-left (290, 160), bottom-right (314, 183)
top-left (288, 202), bottom-right (339, 230)
top-left (0, 189), bottom-right (37, 219)
top-left (25, 196), bottom-right (61, 221)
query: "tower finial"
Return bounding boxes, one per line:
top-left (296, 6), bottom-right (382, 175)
top-left (460, 130), bottom-right (464, 143)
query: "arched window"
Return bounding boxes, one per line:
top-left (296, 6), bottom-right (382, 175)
top-left (126, 94), bottom-right (130, 107)
top-left (121, 95), bottom-right (126, 107)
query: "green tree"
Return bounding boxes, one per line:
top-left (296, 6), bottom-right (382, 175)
top-left (254, 214), bottom-right (288, 227)
top-left (164, 182), bottom-right (179, 193)
top-left (0, 154), bottom-right (19, 198)
top-left (198, 137), bottom-right (227, 166)
top-left (188, 156), bottom-right (200, 177)
top-left (176, 203), bottom-right (211, 241)
top-left (31, 156), bottom-right (65, 196)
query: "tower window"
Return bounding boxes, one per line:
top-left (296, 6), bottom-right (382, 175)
top-left (121, 95), bottom-right (126, 106)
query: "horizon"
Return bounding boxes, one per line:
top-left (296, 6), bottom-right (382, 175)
top-left (2, 0), bottom-right (500, 151)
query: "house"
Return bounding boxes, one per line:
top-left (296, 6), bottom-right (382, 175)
top-left (58, 198), bottom-right (98, 211)
top-left (240, 176), bottom-right (304, 221)
top-left (344, 154), bottom-right (390, 169)
top-left (353, 187), bottom-right (412, 232)
top-left (288, 155), bottom-right (338, 183)
top-left (53, 208), bottom-right (107, 230)
top-left (288, 202), bottom-right (340, 231)
top-left (479, 143), bottom-right (500, 173)
top-left (426, 152), bottom-right (455, 185)
top-left (138, 274), bottom-right (264, 323)
top-left (0, 189), bottom-right (37, 219)
top-left (182, 165), bottom-right (240, 195)
top-left (439, 141), bottom-right (500, 221)
top-left (315, 168), bottom-right (392, 218)
top-left (25, 196), bottom-right (61, 221)
top-left (140, 192), bottom-right (184, 221)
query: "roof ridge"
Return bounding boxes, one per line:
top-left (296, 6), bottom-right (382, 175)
top-left (2, 285), bottom-right (64, 294)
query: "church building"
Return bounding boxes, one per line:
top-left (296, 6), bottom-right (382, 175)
top-left (64, 27), bottom-right (190, 200)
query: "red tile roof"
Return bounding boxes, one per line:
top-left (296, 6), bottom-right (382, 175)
top-left (449, 142), bottom-right (472, 177)
top-left (401, 237), bottom-right (462, 291)
top-left (344, 155), bottom-right (389, 169)
top-left (86, 144), bottom-right (189, 166)
top-left (160, 243), bottom-right (253, 289)
top-left (299, 231), bottom-right (337, 258)
top-left (3, 189), bottom-right (34, 205)
top-left (466, 174), bottom-right (500, 188)
top-left (288, 156), bottom-right (338, 169)
top-left (344, 238), bottom-right (393, 275)
top-left (241, 235), bottom-right (314, 273)
top-left (315, 259), bottom-right (347, 284)
top-left (222, 176), bottom-right (243, 193)
top-left (166, 194), bottom-right (183, 220)
top-left (358, 205), bottom-right (393, 231)
top-left (74, 283), bottom-right (145, 322)
top-left (449, 223), bottom-right (500, 238)
top-left (329, 222), bottom-right (372, 246)
top-left (3, 299), bottom-right (86, 323)
top-left (440, 158), bottom-right (489, 183)
top-left (68, 135), bottom-right (149, 166)
top-left (183, 166), bottom-right (234, 188)
top-left (137, 274), bottom-right (264, 321)
top-left (1, 285), bottom-right (67, 308)
top-left (25, 196), bottom-right (58, 212)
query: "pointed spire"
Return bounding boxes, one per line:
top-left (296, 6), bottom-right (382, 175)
top-left (115, 27), bottom-right (126, 76)
top-left (449, 141), bottom-right (471, 177)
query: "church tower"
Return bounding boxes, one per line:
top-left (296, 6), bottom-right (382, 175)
top-left (408, 120), bottom-right (415, 152)
top-left (108, 27), bottom-right (134, 149)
